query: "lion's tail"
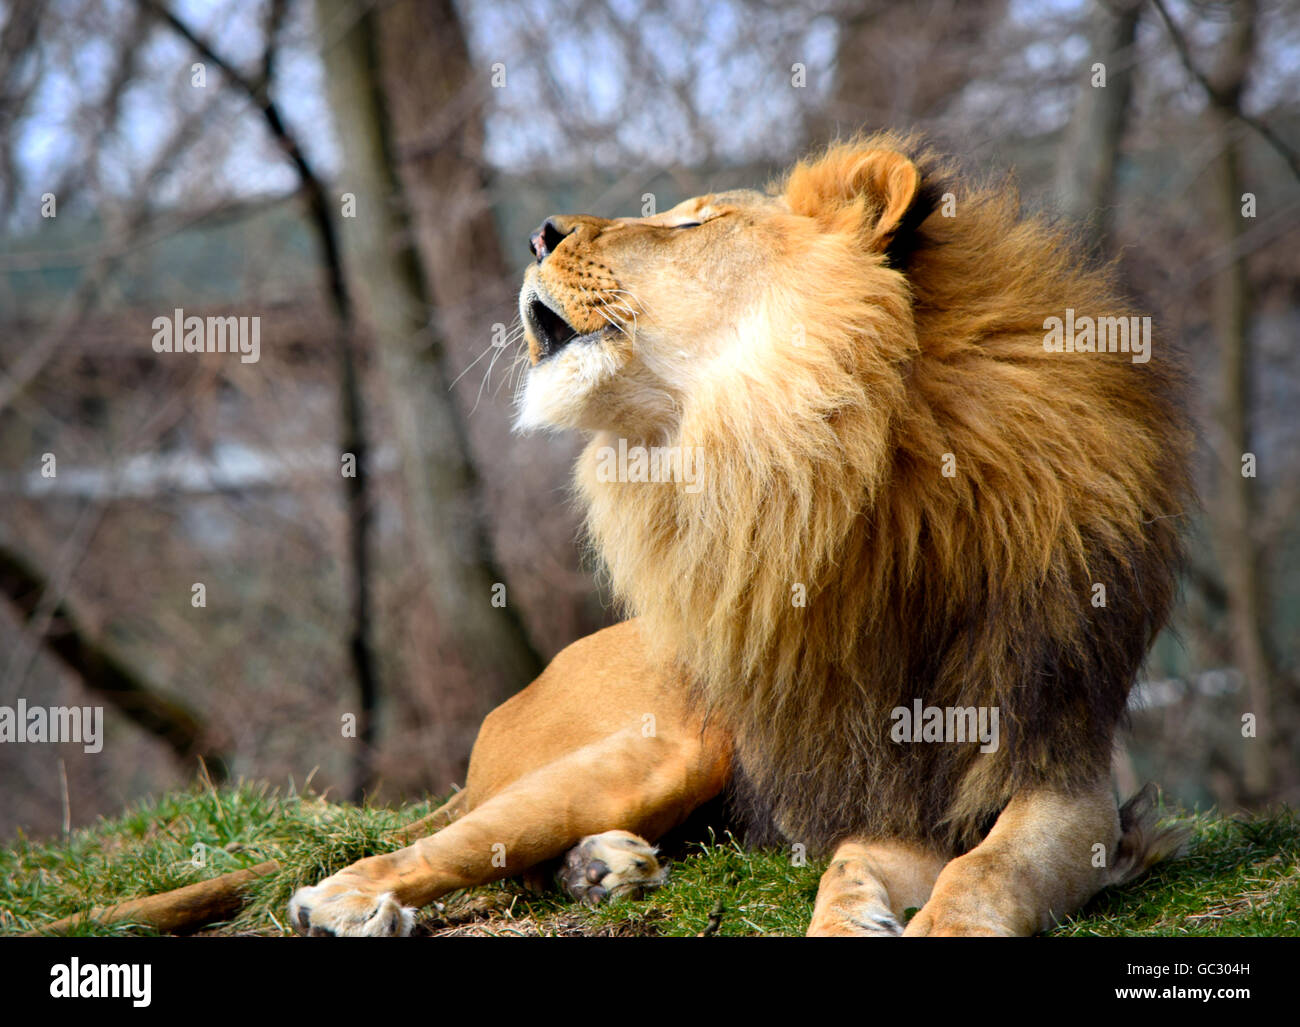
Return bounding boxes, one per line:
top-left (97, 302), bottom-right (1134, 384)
top-left (1106, 783), bottom-right (1189, 888)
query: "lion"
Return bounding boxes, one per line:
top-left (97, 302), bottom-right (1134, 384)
top-left (280, 135), bottom-right (1191, 937)
top-left (72, 135), bottom-right (1185, 938)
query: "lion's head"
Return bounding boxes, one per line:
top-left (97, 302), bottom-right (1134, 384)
top-left (516, 135), bottom-right (1191, 854)
top-left (515, 146), bottom-right (926, 437)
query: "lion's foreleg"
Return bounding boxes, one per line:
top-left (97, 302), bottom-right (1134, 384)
top-left (903, 781), bottom-right (1121, 936)
top-left (289, 725), bottom-right (730, 935)
top-left (807, 840), bottom-right (949, 936)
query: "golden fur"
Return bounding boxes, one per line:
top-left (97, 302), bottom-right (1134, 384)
top-left (70, 137), bottom-right (1192, 938)
top-left (551, 135), bottom-right (1192, 853)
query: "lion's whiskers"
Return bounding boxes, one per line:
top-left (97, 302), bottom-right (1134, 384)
top-left (456, 317), bottom-right (527, 414)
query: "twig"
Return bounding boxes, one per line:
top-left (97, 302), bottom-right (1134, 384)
top-left (197, 755), bottom-right (226, 825)
top-left (698, 899), bottom-right (725, 937)
top-left (58, 758), bottom-right (70, 836)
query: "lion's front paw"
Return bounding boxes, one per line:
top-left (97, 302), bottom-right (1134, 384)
top-left (288, 877), bottom-right (416, 937)
top-left (557, 830), bottom-right (667, 906)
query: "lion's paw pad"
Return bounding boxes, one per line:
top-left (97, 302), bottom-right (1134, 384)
top-left (558, 830), bottom-right (667, 906)
top-left (288, 880), bottom-right (416, 937)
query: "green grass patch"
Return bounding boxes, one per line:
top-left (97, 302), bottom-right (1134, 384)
top-left (1050, 807), bottom-right (1300, 936)
top-left (0, 779), bottom-right (435, 936)
top-left (2, 783), bottom-right (1295, 937)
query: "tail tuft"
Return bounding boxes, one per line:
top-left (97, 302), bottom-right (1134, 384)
top-left (1108, 783), bottom-right (1189, 887)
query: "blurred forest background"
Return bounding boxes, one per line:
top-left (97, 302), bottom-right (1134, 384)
top-left (1, 0), bottom-right (1297, 841)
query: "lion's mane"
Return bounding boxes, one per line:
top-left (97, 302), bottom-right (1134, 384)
top-left (576, 136), bottom-right (1191, 854)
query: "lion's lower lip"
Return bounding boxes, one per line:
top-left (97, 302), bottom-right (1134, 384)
top-left (529, 298), bottom-right (580, 358)
top-left (534, 332), bottom-right (603, 363)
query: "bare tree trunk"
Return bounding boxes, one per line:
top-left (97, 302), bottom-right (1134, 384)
top-left (1053, 0), bottom-right (1142, 247)
top-left (1205, 0), bottom-right (1275, 800)
top-left (316, 0), bottom-right (543, 717)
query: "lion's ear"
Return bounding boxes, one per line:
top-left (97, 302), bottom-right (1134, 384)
top-left (785, 143), bottom-right (925, 258)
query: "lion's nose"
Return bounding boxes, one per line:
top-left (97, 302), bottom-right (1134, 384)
top-left (529, 217), bottom-right (571, 263)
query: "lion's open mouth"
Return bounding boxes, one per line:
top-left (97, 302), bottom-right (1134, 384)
top-left (527, 296), bottom-right (596, 360)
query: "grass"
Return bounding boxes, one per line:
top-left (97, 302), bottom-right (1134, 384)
top-left (2, 780), bottom-right (1296, 937)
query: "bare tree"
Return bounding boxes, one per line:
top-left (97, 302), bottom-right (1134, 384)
top-left (140, 0), bottom-right (384, 798)
top-left (810, 0), bottom-right (1008, 142)
top-left (1053, 0), bottom-right (1143, 247)
top-left (317, 0), bottom-right (544, 718)
top-left (1195, 0), bottom-right (1276, 799)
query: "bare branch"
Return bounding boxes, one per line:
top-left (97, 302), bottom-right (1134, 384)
top-left (1151, 0), bottom-right (1300, 183)
top-left (0, 544), bottom-right (229, 774)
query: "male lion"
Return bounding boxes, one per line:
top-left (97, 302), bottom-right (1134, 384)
top-left (289, 135), bottom-right (1190, 937)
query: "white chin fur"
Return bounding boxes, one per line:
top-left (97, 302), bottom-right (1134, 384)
top-left (514, 341), bottom-right (619, 432)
